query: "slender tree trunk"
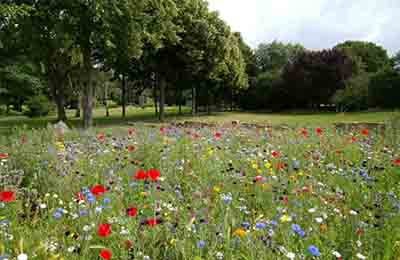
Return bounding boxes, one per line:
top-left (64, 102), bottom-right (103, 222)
top-left (82, 48), bottom-right (93, 129)
top-left (50, 72), bottom-right (67, 122)
top-left (121, 75), bottom-right (126, 118)
top-left (178, 87), bottom-right (183, 115)
top-left (104, 83), bottom-right (109, 117)
top-left (207, 90), bottom-right (212, 115)
top-left (153, 81), bottom-right (158, 117)
top-left (230, 89), bottom-right (234, 111)
top-left (192, 86), bottom-right (196, 116)
top-left (159, 78), bottom-right (166, 122)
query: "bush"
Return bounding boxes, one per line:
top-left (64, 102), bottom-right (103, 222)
top-left (25, 94), bottom-right (52, 117)
top-left (332, 71), bottom-right (370, 111)
top-left (369, 69), bottom-right (400, 108)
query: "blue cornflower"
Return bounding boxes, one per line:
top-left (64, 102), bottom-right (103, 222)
top-left (221, 193), bottom-right (233, 204)
top-left (197, 240), bottom-right (206, 249)
top-left (270, 220), bottom-right (278, 227)
top-left (292, 224), bottom-right (305, 237)
top-left (103, 197), bottom-right (111, 204)
top-left (86, 194), bottom-right (96, 204)
top-left (308, 245), bottom-right (321, 257)
top-left (255, 222), bottom-right (267, 230)
top-left (242, 221), bottom-right (251, 230)
top-left (79, 209), bottom-right (89, 217)
top-left (53, 208), bottom-right (64, 219)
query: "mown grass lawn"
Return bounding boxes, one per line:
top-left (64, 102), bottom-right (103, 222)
top-left (0, 107), bottom-right (398, 135)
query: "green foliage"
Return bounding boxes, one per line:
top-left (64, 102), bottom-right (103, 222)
top-left (332, 71), bottom-right (370, 111)
top-left (25, 94), bottom-right (52, 117)
top-left (255, 41), bottom-right (305, 72)
top-left (335, 41), bottom-right (391, 73)
top-left (369, 69), bottom-right (400, 108)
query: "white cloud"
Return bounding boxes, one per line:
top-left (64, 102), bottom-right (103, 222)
top-left (207, 0), bottom-right (400, 55)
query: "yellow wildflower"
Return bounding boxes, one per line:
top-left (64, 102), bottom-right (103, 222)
top-left (233, 228), bottom-right (247, 238)
top-left (280, 214), bottom-right (292, 223)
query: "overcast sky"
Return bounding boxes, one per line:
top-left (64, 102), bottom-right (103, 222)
top-left (207, 0), bottom-right (400, 55)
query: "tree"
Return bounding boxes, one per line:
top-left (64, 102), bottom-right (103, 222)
top-left (281, 48), bottom-right (356, 109)
top-left (255, 41), bottom-right (305, 72)
top-left (335, 41), bottom-right (391, 73)
top-left (369, 69), bottom-right (400, 109)
top-left (392, 51), bottom-right (400, 72)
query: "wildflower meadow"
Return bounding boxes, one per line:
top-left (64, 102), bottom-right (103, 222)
top-left (0, 122), bottom-right (400, 260)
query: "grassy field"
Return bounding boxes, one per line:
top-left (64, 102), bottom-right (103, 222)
top-left (0, 106), bottom-right (398, 135)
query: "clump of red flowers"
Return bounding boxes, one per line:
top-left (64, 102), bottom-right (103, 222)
top-left (361, 128), bottom-right (369, 136)
top-left (0, 191), bottom-right (16, 202)
top-left (214, 132), bottom-right (222, 140)
top-left (133, 169), bottom-right (161, 182)
top-left (145, 218), bottom-right (161, 227)
top-left (98, 223), bottom-right (112, 237)
top-left (316, 127), bottom-right (323, 136)
top-left (126, 207), bottom-right (138, 217)
top-left (97, 133), bottom-right (106, 142)
top-left (91, 184), bottom-right (107, 197)
top-left (0, 153), bottom-right (9, 160)
top-left (393, 158), bottom-right (400, 167)
top-left (127, 145), bottom-right (136, 152)
top-left (300, 128), bottom-right (308, 138)
top-left (271, 150), bottom-right (280, 158)
top-left (100, 249), bottom-right (112, 260)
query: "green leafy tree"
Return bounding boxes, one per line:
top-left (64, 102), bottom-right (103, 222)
top-left (255, 41), bottom-right (305, 72)
top-left (335, 41), bottom-right (391, 73)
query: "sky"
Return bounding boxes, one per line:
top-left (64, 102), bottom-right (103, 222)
top-left (207, 0), bottom-right (400, 55)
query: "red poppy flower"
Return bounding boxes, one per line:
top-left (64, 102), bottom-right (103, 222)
top-left (254, 175), bottom-right (264, 182)
top-left (300, 128), bottom-right (308, 138)
top-left (127, 145), bottom-right (136, 152)
top-left (271, 151), bottom-right (280, 158)
top-left (98, 223), bottom-right (112, 237)
top-left (147, 169), bottom-right (160, 182)
top-left (126, 207), bottom-right (138, 217)
top-left (100, 249), bottom-right (112, 260)
top-left (160, 127), bottom-right (166, 134)
top-left (134, 169), bottom-right (148, 180)
top-left (316, 127), bottom-right (323, 135)
top-left (128, 128), bottom-right (135, 136)
top-left (361, 128), bottom-right (369, 136)
top-left (124, 240), bottom-right (133, 249)
top-left (214, 132), bottom-right (222, 139)
top-left (276, 162), bottom-right (286, 170)
top-left (97, 133), bottom-right (106, 142)
top-left (282, 195), bottom-right (289, 205)
top-left (350, 136), bottom-right (357, 143)
top-left (91, 185), bottom-right (107, 197)
top-left (146, 218), bottom-right (160, 227)
top-left (76, 192), bottom-right (85, 202)
top-left (0, 191), bottom-right (16, 202)
top-left (393, 158), bottom-right (400, 167)
top-left (0, 153), bottom-right (9, 160)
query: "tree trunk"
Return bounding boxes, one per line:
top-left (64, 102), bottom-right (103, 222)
top-left (153, 83), bottom-right (158, 117)
top-left (178, 87), bottom-right (182, 115)
top-left (230, 89), bottom-right (234, 111)
top-left (192, 86), bottom-right (196, 116)
top-left (121, 75), bottom-right (126, 118)
top-left (207, 90), bottom-right (212, 115)
top-left (82, 48), bottom-right (93, 129)
top-left (49, 73), bottom-right (67, 122)
top-left (159, 78), bottom-right (166, 122)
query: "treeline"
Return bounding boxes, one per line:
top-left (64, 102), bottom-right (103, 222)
top-left (1, 2), bottom-right (399, 128)
top-left (0, 1), bottom-right (248, 127)
top-left (241, 41), bottom-right (400, 111)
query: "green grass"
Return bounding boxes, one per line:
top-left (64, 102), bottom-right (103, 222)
top-left (0, 106), bottom-right (398, 135)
